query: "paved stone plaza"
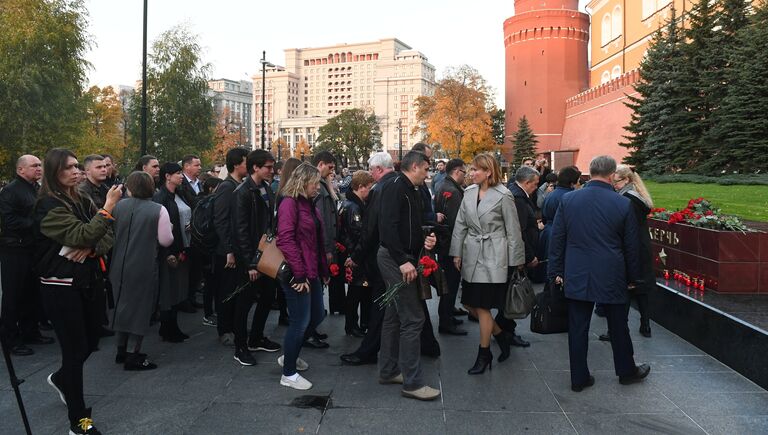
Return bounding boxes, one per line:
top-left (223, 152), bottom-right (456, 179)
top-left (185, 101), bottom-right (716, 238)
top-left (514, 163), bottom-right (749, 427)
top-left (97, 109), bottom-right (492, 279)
top-left (2, 296), bottom-right (767, 435)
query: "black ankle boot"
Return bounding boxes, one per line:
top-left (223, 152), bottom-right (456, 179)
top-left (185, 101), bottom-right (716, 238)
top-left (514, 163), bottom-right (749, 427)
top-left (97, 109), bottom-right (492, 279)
top-left (494, 332), bottom-right (511, 362)
top-left (124, 352), bottom-right (157, 371)
top-left (468, 346), bottom-right (493, 375)
top-left (639, 319), bottom-right (652, 337)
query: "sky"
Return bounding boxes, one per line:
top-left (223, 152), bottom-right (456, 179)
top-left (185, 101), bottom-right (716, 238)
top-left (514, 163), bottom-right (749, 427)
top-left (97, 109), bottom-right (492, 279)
top-left (84, 0), bottom-right (591, 108)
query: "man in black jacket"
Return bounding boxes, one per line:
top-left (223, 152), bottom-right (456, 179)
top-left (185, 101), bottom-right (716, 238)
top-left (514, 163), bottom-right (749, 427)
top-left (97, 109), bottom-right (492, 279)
top-left (0, 155), bottom-right (54, 356)
top-left (212, 147), bottom-right (248, 345)
top-left (500, 166), bottom-right (541, 347)
top-left (340, 152), bottom-right (397, 366)
top-left (377, 151), bottom-right (440, 401)
top-left (434, 159), bottom-right (467, 335)
top-left (231, 150), bottom-right (281, 366)
top-left (177, 154), bottom-right (204, 312)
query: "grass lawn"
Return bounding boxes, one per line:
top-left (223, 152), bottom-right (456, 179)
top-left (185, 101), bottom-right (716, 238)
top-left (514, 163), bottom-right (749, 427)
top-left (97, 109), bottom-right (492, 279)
top-left (645, 181), bottom-right (768, 222)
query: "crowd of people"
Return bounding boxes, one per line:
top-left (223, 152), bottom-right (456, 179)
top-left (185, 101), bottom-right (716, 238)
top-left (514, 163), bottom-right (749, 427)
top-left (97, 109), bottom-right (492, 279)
top-left (0, 145), bottom-right (655, 434)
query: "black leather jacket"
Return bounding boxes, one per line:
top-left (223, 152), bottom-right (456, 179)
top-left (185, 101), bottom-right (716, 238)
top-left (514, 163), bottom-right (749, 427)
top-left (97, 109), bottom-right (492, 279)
top-left (177, 175), bottom-right (201, 209)
top-left (433, 176), bottom-right (464, 258)
top-left (339, 192), bottom-right (367, 284)
top-left (232, 176), bottom-right (275, 270)
top-left (0, 176), bottom-right (39, 250)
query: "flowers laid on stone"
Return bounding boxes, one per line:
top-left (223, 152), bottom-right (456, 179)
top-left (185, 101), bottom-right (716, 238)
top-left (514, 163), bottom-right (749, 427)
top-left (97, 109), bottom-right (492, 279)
top-left (650, 198), bottom-right (748, 232)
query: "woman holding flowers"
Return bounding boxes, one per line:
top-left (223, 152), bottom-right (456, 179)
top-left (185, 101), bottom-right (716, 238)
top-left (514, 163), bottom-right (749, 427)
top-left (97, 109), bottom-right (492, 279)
top-left (450, 153), bottom-right (526, 374)
top-left (276, 163), bottom-right (329, 390)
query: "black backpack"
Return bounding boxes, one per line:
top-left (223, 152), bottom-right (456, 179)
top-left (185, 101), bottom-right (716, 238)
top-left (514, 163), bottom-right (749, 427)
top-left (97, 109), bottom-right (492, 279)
top-left (190, 194), bottom-right (218, 252)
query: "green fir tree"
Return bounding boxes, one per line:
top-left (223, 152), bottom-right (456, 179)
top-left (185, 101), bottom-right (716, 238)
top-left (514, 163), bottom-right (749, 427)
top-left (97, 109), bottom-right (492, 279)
top-left (511, 115), bottom-right (537, 166)
top-left (700, 0), bottom-right (752, 171)
top-left (622, 7), bottom-right (690, 173)
top-left (716, 2), bottom-right (768, 173)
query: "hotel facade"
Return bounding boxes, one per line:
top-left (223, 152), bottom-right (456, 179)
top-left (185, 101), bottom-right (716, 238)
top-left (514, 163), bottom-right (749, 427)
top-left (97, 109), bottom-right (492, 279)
top-left (252, 38), bottom-right (436, 157)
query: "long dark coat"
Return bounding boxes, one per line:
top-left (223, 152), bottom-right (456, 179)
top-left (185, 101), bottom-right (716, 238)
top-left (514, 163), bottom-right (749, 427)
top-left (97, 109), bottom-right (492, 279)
top-left (110, 198), bottom-right (164, 335)
top-left (624, 191), bottom-right (655, 295)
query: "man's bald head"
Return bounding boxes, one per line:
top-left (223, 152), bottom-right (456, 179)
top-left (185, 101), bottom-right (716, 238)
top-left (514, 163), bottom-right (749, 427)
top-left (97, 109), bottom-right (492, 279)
top-left (16, 154), bottom-right (42, 183)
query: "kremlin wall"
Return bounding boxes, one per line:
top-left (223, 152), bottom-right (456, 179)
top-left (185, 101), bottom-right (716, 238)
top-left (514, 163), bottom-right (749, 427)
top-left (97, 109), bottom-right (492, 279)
top-left (504, 0), bottom-right (686, 170)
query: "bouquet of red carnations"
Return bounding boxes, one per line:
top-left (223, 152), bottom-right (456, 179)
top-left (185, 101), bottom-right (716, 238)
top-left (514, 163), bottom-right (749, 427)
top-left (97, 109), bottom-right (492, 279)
top-left (374, 255), bottom-right (439, 308)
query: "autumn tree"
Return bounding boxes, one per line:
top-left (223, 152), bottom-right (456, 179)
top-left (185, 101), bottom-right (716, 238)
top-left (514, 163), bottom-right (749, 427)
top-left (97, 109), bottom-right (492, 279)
top-left (511, 116), bottom-right (537, 166)
top-left (203, 107), bottom-right (242, 164)
top-left (73, 86), bottom-right (127, 161)
top-left (295, 138), bottom-right (311, 160)
top-left (271, 137), bottom-right (290, 161)
top-left (414, 65), bottom-right (493, 161)
top-left (316, 108), bottom-right (381, 167)
top-left (127, 25), bottom-right (214, 163)
top-left (0, 0), bottom-right (91, 169)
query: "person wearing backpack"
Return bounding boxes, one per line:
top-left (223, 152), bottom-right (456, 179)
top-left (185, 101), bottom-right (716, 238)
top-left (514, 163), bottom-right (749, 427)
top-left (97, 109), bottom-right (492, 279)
top-left (193, 176), bottom-right (222, 326)
top-left (211, 147), bottom-right (248, 346)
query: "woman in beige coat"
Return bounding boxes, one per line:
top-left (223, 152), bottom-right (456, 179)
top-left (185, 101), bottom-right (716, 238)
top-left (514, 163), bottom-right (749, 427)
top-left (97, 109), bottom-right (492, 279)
top-left (450, 153), bottom-right (526, 374)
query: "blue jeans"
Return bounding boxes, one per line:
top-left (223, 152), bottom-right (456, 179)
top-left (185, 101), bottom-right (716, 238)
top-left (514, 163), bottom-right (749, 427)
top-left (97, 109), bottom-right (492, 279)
top-left (281, 278), bottom-right (325, 376)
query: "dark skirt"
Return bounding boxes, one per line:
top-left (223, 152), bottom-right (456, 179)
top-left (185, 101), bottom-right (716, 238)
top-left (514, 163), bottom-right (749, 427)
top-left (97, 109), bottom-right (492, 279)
top-left (460, 280), bottom-right (507, 310)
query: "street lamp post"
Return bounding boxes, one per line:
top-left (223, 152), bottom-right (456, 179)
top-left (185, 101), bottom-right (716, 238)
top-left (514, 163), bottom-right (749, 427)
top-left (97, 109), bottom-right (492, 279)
top-left (397, 119), bottom-right (403, 161)
top-left (260, 51), bottom-right (275, 150)
top-left (140, 0), bottom-right (148, 156)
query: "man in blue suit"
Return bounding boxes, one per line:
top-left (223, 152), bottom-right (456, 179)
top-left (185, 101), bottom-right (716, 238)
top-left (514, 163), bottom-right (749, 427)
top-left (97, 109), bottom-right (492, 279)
top-left (548, 155), bottom-right (650, 392)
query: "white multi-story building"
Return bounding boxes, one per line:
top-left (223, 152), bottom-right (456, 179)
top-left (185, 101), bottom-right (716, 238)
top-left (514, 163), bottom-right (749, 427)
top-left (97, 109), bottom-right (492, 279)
top-left (252, 38), bottom-right (436, 156)
top-left (208, 79), bottom-right (253, 148)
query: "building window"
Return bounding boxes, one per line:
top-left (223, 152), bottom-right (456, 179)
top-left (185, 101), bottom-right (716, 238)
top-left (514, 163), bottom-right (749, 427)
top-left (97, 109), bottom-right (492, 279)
top-left (611, 65), bottom-right (622, 79)
top-left (612, 6), bottom-right (622, 38)
top-left (601, 14), bottom-right (611, 46)
top-left (601, 71), bottom-right (611, 84)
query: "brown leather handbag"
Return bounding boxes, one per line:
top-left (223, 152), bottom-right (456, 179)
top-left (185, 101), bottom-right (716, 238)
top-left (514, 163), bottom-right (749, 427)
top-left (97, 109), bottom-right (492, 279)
top-left (255, 233), bottom-right (291, 281)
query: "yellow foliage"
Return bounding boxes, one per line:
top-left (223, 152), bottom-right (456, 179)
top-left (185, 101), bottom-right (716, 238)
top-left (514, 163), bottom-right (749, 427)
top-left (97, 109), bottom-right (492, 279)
top-left (414, 66), bottom-right (494, 161)
top-left (204, 107), bottom-right (246, 164)
top-left (294, 138), bottom-right (311, 160)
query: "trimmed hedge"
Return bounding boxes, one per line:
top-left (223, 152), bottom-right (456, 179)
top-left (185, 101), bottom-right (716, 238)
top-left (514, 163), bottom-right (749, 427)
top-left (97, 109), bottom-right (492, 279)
top-left (648, 174), bottom-right (768, 186)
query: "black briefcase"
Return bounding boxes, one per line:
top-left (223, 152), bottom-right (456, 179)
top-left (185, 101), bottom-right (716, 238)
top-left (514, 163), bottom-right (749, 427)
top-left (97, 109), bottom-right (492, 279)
top-left (530, 281), bottom-right (568, 334)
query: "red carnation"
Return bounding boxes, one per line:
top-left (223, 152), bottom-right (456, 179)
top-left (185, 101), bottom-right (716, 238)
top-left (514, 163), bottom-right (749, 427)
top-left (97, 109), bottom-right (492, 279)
top-left (345, 266), bottom-right (353, 283)
top-left (335, 242), bottom-right (346, 253)
top-left (705, 210), bottom-right (713, 216)
top-left (330, 263), bottom-right (340, 276)
top-left (442, 191), bottom-right (452, 200)
top-left (418, 256), bottom-right (438, 278)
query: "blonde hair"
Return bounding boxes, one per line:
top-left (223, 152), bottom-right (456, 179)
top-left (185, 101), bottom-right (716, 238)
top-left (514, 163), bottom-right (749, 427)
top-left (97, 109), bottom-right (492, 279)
top-left (615, 164), bottom-right (653, 207)
top-left (280, 163), bottom-right (320, 199)
top-left (472, 153), bottom-right (502, 187)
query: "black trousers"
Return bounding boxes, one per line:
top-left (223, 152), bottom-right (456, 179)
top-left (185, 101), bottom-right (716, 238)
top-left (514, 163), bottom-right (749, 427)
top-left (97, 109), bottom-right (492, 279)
top-left (40, 284), bottom-right (100, 425)
top-left (345, 284), bottom-right (372, 330)
top-left (354, 281), bottom-right (386, 359)
top-left (420, 300), bottom-right (439, 354)
top-left (437, 255), bottom-right (461, 328)
top-left (0, 249), bottom-right (41, 342)
top-left (202, 255), bottom-right (216, 317)
top-left (213, 256), bottom-right (238, 336)
top-left (328, 274), bottom-right (346, 314)
top-left (187, 247), bottom-right (204, 302)
top-left (495, 312), bottom-right (518, 335)
top-left (234, 275), bottom-right (276, 348)
top-left (568, 298), bottom-right (636, 386)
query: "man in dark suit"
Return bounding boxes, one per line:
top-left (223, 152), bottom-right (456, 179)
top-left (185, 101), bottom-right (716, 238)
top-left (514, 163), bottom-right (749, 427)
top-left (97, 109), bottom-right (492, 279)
top-left (434, 159), bottom-right (467, 335)
top-left (500, 166), bottom-right (541, 347)
top-left (549, 155), bottom-right (650, 392)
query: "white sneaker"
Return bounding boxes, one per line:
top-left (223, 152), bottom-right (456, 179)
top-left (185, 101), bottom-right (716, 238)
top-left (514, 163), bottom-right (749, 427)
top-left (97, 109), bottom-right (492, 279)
top-left (278, 355), bottom-right (309, 371)
top-left (280, 374), bottom-right (313, 390)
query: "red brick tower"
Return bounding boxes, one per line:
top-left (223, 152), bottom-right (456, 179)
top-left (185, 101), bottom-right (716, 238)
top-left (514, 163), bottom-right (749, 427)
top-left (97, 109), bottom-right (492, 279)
top-left (503, 0), bottom-right (589, 163)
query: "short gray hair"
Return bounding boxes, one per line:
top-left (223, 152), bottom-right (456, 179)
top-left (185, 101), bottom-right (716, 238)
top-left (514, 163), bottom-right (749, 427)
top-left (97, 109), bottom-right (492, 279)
top-left (514, 165), bottom-right (540, 183)
top-left (368, 152), bottom-right (393, 169)
top-left (589, 155), bottom-right (617, 177)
